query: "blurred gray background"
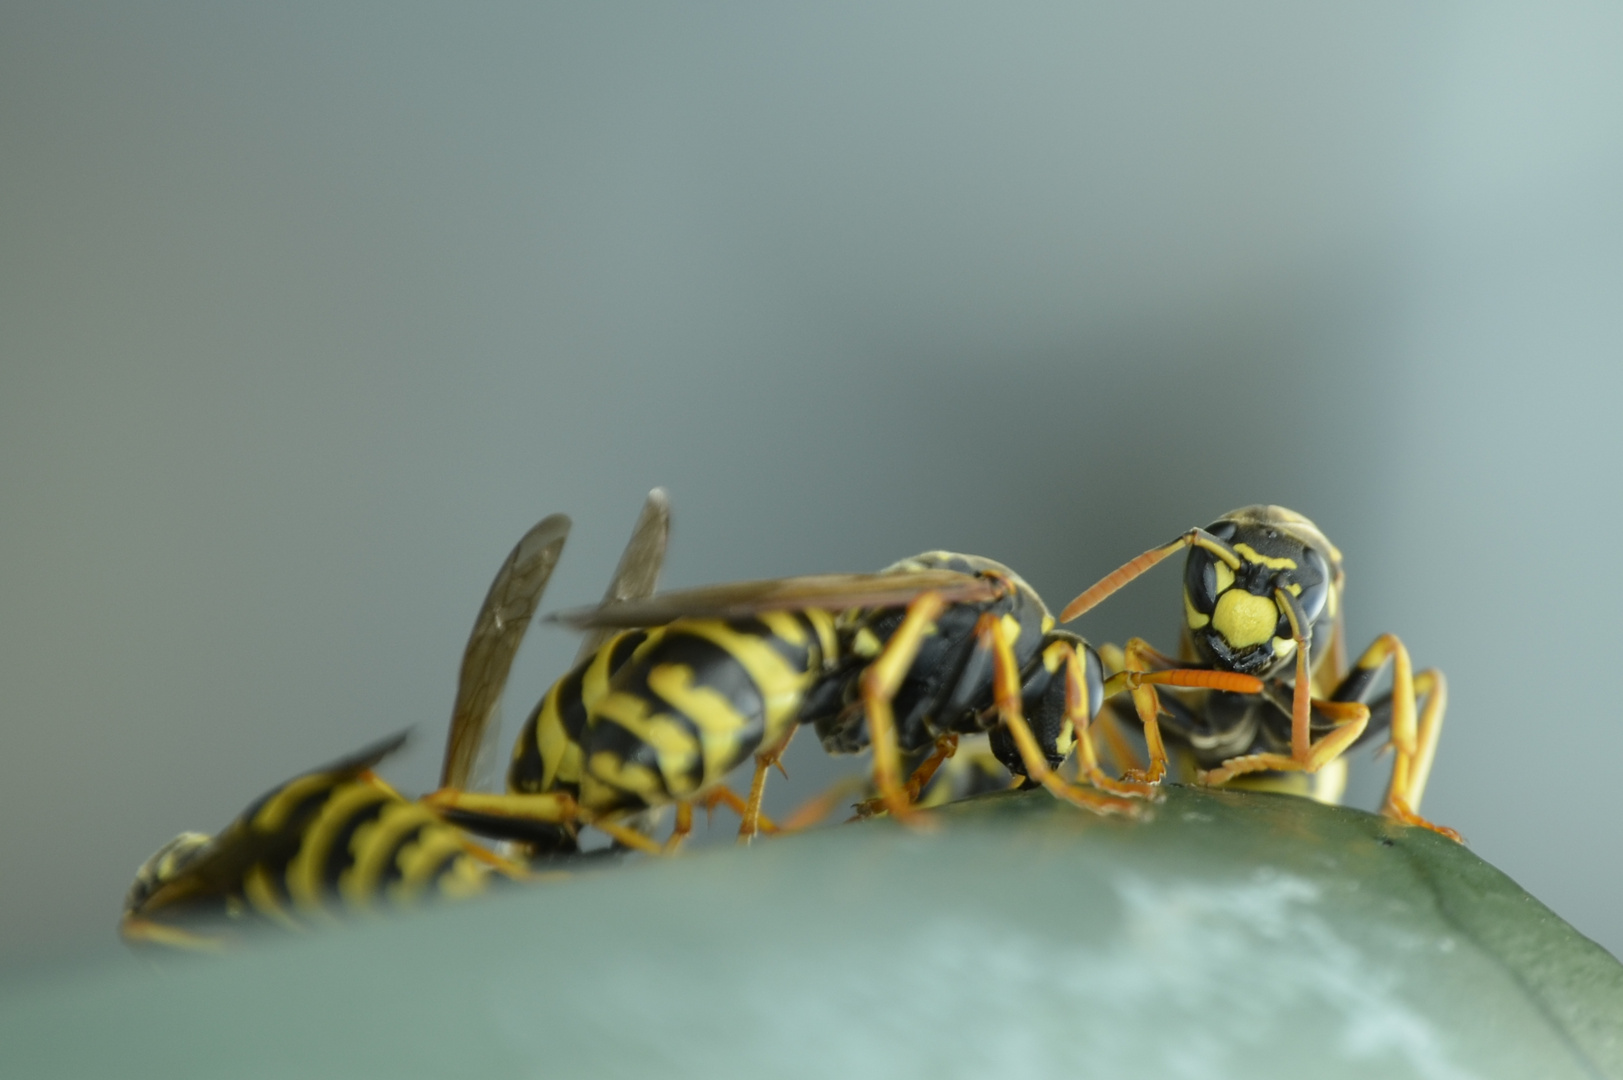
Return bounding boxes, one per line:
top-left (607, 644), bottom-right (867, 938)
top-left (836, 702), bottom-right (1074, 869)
top-left (3, 2), bottom-right (1620, 968)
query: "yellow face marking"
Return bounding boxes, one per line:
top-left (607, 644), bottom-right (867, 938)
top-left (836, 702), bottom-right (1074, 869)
top-left (1184, 590), bottom-right (1210, 630)
top-left (1211, 590), bottom-right (1278, 649)
top-left (1285, 582), bottom-right (1302, 596)
top-left (1233, 543), bottom-right (1297, 571)
top-left (1212, 560), bottom-right (1235, 596)
top-left (852, 627), bottom-right (883, 658)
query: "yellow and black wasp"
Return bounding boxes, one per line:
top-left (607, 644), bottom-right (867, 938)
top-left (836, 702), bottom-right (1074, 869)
top-left (120, 498), bottom-right (633, 948)
top-left (120, 731), bottom-right (528, 950)
top-left (1059, 504), bottom-right (1458, 840)
top-left (427, 545), bottom-right (1264, 845)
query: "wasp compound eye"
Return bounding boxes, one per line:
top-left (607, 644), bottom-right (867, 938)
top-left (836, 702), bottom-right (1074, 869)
top-left (1294, 551), bottom-right (1331, 626)
top-left (1184, 547), bottom-right (1232, 619)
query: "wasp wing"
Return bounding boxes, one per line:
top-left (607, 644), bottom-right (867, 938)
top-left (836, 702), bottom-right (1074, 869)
top-left (548, 569), bottom-right (999, 629)
top-left (439, 515), bottom-right (571, 791)
top-left (571, 488), bottom-right (670, 666)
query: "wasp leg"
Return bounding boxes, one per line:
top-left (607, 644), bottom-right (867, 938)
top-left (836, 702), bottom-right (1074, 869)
top-left (853, 733), bottom-right (961, 818)
top-left (663, 801), bottom-right (695, 854)
top-left (981, 614), bottom-right (1142, 817)
top-left (119, 914), bottom-right (231, 952)
top-left (1096, 707), bottom-right (1146, 779)
top-left (860, 591), bottom-right (952, 822)
top-left (1100, 638), bottom-right (1265, 786)
top-left (1065, 648), bottom-right (1157, 800)
top-left (1196, 698), bottom-right (1368, 785)
top-left (738, 725), bottom-right (798, 842)
top-left (1093, 644), bottom-right (1147, 777)
top-left (1333, 634), bottom-right (1458, 841)
top-left (695, 785), bottom-right (780, 835)
top-left (778, 774), bottom-right (871, 830)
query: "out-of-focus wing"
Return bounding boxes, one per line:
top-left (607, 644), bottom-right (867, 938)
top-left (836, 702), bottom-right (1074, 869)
top-left (548, 570), bottom-right (998, 630)
top-left (572, 488), bottom-right (670, 666)
top-left (439, 515), bottom-right (571, 791)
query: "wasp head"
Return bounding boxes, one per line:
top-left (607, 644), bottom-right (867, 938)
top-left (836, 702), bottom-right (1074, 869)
top-left (1181, 511), bottom-right (1336, 678)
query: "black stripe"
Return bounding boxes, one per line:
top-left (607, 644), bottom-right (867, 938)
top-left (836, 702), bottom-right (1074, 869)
top-left (318, 793), bottom-right (391, 892)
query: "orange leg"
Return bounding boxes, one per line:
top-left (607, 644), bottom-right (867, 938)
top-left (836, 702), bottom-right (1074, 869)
top-left (1100, 638), bottom-right (1265, 786)
top-left (854, 733), bottom-right (962, 817)
top-left (119, 915), bottom-right (230, 952)
top-left (663, 801), bottom-right (695, 853)
top-left (780, 774), bottom-right (872, 830)
top-left (1348, 636), bottom-right (1458, 842)
top-left (859, 591), bottom-right (951, 823)
top-left (698, 785), bottom-right (779, 834)
top-left (980, 615), bottom-right (1142, 818)
top-left (738, 726), bottom-right (798, 842)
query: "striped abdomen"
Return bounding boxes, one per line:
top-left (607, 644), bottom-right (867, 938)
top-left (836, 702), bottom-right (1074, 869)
top-left (124, 741), bottom-right (520, 946)
top-left (508, 629), bottom-right (649, 799)
top-left (576, 610), bottom-right (840, 814)
top-left (229, 773), bottom-right (514, 929)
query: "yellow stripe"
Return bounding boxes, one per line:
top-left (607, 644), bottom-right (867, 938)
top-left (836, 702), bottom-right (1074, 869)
top-left (646, 663), bottom-right (754, 785)
top-left (1233, 542), bottom-right (1297, 571)
top-left (805, 608), bottom-right (839, 664)
top-left (535, 683), bottom-right (572, 791)
top-left (433, 855), bottom-right (491, 901)
top-left (250, 770), bottom-right (342, 833)
top-left (285, 781), bottom-right (391, 914)
top-left (583, 751), bottom-right (666, 807)
top-left (388, 827), bottom-right (481, 904)
top-left (338, 801), bottom-right (441, 910)
top-left (680, 620), bottom-right (813, 740)
top-left (243, 865), bottom-right (305, 932)
top-left (591, 688), bottom-right (703, 796)
top-left (761, 610), bottom-right (806, 646)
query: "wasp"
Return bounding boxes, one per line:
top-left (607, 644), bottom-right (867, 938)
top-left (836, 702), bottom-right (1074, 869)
top-left (426, 546), bottom-right (1263, 844)
top-left (120, 502), bottom-right (598, 948)
top-left (1059, 505), bottom-right (1458, 840)
top-left (120, 731), bottom-right (528, 950)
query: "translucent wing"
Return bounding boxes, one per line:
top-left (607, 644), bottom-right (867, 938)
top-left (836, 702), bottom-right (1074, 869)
top-left (439, 515), bottom-right (571, 791)
top-left (572, 488), bottom-right (670, 666)
top-left (548, 569), bottom-right (999, 629)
